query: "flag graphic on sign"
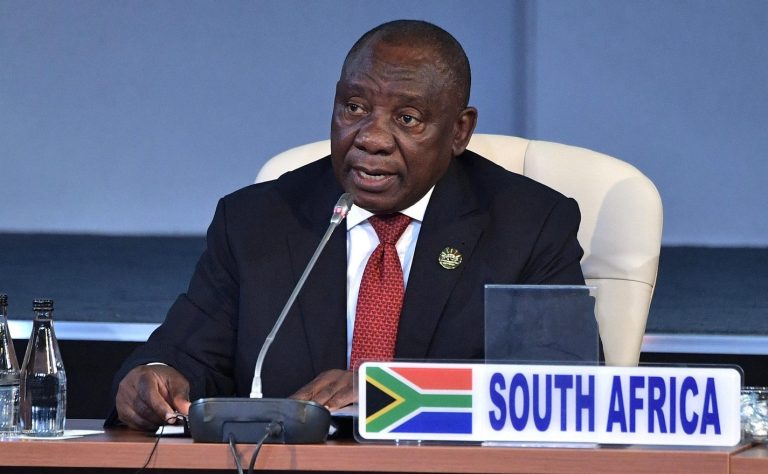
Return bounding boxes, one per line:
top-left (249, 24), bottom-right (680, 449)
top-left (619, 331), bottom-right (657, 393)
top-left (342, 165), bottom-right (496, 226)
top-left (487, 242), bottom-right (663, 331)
top-left (363, 365), bottom-right (473, 434)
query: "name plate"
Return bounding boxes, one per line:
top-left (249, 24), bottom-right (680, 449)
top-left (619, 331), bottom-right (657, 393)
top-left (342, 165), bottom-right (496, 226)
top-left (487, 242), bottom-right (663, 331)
top-left (357, 362), bottom-right (741, 446)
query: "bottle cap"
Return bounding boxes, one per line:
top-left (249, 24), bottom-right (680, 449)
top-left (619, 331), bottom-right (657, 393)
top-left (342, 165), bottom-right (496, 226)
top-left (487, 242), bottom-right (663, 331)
top-left (0, 294), bottom-right (6, 306)
top-left (33, 299), bottom-right (54, 311)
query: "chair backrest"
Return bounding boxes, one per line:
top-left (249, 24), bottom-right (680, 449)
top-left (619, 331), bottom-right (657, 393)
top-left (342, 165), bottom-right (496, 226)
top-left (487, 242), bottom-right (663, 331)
top-left (255, 134), bottom-right (663, 366)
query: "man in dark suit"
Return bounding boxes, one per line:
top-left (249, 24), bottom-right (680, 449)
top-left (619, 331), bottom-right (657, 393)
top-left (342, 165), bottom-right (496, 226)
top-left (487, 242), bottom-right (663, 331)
top-left (114, 20), bottom-right (584, 431)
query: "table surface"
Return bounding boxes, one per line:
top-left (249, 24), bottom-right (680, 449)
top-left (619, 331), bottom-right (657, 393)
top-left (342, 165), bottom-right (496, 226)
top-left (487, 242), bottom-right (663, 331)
top-left (0, 420), bottom-right (762, 473)
top-left (731, 444), bottom-right (768, 474)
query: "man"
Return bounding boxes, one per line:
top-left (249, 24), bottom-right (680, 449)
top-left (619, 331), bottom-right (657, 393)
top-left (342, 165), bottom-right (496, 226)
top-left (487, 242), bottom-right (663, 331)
top-left (114, 20), bottom-right (584, 431)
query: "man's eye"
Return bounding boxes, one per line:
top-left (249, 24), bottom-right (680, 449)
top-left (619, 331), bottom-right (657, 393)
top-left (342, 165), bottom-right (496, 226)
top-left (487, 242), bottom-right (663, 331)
top-left (399, 114), bottom-right (420, 126)
top-left (346, 103), bottom-right (364, 114)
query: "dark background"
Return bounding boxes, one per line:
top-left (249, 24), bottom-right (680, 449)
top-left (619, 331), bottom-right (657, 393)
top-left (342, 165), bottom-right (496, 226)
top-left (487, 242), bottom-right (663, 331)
top-left (2, 234), bottom-right (766, 418)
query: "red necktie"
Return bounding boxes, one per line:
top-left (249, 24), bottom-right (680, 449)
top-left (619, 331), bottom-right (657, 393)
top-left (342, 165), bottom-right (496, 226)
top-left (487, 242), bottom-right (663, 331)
top-left (350, 213), bottom-right (412, 371)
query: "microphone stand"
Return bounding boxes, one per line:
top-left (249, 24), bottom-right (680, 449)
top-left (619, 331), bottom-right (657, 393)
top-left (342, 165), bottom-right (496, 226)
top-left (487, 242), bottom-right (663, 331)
top-left (250, 192), bottom-right (352, 398)
top-left (187, 193), bottom-right (353, 444)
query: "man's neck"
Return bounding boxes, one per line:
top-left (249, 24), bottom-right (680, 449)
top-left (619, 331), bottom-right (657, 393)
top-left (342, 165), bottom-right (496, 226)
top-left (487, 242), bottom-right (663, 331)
top-left (346, 187), bottom-right (435, 229)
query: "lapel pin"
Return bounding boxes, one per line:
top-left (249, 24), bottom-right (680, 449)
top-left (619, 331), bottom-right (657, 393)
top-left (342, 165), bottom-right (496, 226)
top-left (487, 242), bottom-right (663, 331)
top-left (438, 247), bottom-right (462, 270)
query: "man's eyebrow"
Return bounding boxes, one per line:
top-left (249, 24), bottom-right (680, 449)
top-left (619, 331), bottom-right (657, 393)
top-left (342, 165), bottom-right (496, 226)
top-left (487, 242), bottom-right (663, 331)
top-left (337, 81), bottom-right (369, 96)
top-left (392, 92), bottom-right (429, 106)
top-left (338, 80), bottom-right (434, 109)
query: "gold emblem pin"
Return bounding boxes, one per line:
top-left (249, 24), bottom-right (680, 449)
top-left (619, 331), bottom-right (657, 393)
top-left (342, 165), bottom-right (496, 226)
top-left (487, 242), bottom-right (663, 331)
top-left (438, 247), bottom-right (463, 270)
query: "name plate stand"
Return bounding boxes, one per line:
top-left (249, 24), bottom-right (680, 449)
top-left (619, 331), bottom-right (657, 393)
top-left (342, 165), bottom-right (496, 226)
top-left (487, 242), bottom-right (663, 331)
top-left (357, 362), bottom-right (742, 447)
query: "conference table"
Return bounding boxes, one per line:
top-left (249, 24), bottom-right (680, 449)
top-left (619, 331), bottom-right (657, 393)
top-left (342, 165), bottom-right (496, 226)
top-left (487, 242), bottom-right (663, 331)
top-left (0, 420), bottom-right (765, 473)
top-left (731, 444), bottom-right (768, 474)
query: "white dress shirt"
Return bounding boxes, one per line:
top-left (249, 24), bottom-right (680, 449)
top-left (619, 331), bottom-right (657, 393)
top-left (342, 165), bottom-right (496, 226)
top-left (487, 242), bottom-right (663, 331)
top-left (344, 188), bottom-right (434, 366)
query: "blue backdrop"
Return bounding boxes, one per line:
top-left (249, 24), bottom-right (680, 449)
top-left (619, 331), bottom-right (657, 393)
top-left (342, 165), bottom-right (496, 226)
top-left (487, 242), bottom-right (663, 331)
top-left (2, 0), bottom-right (766, 245)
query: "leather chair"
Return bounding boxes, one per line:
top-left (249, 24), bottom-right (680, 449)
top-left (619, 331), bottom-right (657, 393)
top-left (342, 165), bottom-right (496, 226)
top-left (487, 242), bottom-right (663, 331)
top-left (256, 134), bottom-right (663, 366)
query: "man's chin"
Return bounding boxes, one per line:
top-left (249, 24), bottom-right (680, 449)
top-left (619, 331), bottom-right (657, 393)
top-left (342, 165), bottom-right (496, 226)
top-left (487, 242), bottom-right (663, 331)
top-left (350, 191), bottom-right (401, 215)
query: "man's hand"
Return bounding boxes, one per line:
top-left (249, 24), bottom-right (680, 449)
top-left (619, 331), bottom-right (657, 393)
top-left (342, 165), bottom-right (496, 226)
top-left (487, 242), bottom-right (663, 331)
top-left (116, 365), bottom-right (191, 431)
top-left (289, 369), bottom-right (354, 410)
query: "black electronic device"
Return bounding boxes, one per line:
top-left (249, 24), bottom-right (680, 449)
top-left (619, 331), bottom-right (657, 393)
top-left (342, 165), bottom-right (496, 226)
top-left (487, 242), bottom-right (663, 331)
top-left (187, 397), bottom-right (331, 443)
top-left (187, 193), bottom-right (352, 445)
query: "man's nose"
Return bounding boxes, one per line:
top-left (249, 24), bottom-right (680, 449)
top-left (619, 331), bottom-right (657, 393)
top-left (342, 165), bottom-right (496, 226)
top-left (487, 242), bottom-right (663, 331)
top-left (353, 113), bottom-right (396, 155)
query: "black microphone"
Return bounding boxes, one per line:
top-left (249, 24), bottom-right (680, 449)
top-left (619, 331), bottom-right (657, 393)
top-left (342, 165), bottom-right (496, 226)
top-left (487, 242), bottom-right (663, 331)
top-left (187, 193), bottom-right (353, 444)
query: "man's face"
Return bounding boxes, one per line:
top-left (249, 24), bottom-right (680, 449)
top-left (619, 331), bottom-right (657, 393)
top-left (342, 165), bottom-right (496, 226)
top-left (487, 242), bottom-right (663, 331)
top-left (331, 41), bottom-right (474, 214)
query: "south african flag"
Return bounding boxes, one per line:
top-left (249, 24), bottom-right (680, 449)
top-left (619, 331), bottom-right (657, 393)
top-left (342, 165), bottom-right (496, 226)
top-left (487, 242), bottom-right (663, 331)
top-left (361, 364), bottom-right (474, 435)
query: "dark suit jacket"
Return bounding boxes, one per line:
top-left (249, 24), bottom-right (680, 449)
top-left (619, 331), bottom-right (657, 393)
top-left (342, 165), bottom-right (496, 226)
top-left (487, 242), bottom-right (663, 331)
top-left (113, 150), bottom-right (584, 401)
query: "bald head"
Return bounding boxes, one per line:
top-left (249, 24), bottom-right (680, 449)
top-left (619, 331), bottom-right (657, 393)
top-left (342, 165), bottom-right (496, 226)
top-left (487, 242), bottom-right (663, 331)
top-left (342, 20), bottom-right (472, 108)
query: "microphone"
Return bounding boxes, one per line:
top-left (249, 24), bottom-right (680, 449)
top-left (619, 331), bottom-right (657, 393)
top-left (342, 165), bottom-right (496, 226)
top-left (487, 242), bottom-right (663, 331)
top-left (188, 193), bottom-right (353, 444)
top-left (251, 192), bottom-right (353, 398)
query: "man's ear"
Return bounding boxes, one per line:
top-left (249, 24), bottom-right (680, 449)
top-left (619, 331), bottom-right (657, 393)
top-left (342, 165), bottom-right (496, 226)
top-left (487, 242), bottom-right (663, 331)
top-left (452, 106), bottom-right (478, 156)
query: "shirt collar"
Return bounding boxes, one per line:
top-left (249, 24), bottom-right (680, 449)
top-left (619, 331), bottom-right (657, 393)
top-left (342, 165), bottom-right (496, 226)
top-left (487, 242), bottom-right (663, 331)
top-left (346, 186), bottom-right (435, 230)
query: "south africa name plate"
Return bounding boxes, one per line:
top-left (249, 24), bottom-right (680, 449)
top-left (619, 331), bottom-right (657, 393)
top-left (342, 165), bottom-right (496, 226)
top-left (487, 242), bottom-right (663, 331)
top-left (357, 362), bottom-right (741, 446)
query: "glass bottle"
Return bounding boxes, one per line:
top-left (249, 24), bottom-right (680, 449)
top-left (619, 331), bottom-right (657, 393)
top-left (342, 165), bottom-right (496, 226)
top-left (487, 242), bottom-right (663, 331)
top-left (19, 299), bottom-right (67, 436)
top-left (0, 294), bottom-right (20, 437)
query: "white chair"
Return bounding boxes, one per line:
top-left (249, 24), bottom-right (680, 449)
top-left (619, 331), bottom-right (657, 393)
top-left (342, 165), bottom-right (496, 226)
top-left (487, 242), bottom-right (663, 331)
top-left (256, 134), bottom-right (663, 366)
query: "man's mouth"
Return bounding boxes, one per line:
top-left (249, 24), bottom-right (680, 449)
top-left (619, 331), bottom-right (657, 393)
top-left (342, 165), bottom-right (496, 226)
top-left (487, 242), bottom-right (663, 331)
top-left (358, 169), bottom-right (389, 181)
top-left (352, 168), bottom-right (396, 190)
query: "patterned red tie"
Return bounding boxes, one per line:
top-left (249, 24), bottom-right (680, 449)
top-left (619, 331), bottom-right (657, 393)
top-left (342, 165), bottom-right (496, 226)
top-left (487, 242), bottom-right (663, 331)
top-left (350, 213), bottom-right (412, 371)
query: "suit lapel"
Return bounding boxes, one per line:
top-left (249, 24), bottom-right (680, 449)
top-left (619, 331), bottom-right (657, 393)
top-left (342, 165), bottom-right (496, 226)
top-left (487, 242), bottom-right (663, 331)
top-left (286, 160), bottom-right (348, 373)
top-left (395, 156), bottom-right (489, 359)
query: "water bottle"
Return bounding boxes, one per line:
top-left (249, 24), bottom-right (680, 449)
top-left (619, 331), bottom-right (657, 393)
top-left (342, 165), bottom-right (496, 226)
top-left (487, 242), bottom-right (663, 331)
top-left (0, 294), bottom-right (20, 437)
top-left (19, 299), bottom-right (67, 436)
